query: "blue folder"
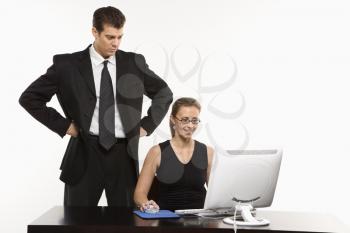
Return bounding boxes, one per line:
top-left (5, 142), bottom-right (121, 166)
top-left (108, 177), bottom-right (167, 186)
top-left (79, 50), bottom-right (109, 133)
top-left (133, 210), bottom-right (180, 219)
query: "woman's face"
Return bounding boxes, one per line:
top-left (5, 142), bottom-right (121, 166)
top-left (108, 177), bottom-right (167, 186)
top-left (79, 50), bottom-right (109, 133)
top-left (171, 106), bottom-right (200, 139)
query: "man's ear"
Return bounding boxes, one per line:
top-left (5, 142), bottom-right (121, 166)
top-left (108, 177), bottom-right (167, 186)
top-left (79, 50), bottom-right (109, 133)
top-left (92, 27), bottom-right (98, 38)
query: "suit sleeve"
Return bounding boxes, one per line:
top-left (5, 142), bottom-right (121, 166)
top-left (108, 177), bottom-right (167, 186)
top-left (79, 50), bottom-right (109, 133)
top-left (135, 54), bottom-right (173, 135)
top-left (19, 55), bottom-right (71, 137)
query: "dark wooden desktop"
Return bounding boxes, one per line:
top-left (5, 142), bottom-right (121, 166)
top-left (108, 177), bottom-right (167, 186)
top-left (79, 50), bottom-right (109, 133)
top-left (27, 206), bottom-right (347, 233)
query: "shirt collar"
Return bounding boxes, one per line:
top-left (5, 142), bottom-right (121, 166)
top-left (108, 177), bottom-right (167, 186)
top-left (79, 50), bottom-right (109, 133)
top-left (89, 43), bottom-right (116, 66)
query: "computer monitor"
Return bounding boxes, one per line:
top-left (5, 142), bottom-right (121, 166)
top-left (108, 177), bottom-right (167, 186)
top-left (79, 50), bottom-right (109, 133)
top-left (204, 149), bottom-right (282, 226)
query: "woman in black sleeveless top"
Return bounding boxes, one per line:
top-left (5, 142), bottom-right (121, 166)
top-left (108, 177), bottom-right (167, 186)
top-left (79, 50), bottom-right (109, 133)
top-left (134, 97), bottom-right (214, 211)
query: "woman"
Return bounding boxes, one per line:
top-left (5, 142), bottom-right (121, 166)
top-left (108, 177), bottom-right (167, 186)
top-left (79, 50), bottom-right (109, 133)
top-left (134, 97), bottom-right (214, 211)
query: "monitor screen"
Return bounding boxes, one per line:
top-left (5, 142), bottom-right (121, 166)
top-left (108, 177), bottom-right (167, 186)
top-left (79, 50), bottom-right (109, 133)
top-left (204, 149), bottom-right (282, 210)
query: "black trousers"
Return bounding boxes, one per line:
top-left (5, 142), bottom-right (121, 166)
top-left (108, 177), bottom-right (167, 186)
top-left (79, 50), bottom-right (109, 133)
top-left (64, 135), bottom-right (137, 207)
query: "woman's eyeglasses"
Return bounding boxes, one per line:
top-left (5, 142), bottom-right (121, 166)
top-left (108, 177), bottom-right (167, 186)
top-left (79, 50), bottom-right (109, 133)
top-left (174, 116), bottom-right (201, 125)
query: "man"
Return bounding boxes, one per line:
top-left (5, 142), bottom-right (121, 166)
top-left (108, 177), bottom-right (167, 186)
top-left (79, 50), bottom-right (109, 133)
top-left (19, 6), bottom-right (173, 207)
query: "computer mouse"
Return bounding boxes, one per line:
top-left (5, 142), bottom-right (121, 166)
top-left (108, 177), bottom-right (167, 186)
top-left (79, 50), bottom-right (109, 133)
top-left (144, 205), bottom-right (159, 214)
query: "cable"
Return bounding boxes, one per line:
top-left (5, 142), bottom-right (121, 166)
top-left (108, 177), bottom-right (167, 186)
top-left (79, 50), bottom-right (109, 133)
top-left (232, 201), bottom-right (240, 233)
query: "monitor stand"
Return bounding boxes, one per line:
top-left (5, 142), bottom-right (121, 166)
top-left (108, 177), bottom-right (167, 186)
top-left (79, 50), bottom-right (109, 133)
top-left (223, 203), bottom-right (270, 226)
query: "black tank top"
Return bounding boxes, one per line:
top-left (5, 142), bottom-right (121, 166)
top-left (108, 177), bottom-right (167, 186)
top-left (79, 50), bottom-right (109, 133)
top-left (156, 140), bottom-right (208, 210)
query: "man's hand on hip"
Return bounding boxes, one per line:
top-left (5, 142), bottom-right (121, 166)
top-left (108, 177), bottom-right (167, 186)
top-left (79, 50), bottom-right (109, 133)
top-left (66, 122), bottom-right (79, 137)
top-left (140, 127), bottom-right (147, 137)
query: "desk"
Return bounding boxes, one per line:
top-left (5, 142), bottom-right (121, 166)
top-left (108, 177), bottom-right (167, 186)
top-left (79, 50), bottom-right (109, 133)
top-left (27, 206), bottom-right (347, 233)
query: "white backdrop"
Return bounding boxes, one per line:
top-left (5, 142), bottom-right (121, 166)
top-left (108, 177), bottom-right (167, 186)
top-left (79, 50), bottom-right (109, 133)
top-left (1, 0), bottom-right (350, 232)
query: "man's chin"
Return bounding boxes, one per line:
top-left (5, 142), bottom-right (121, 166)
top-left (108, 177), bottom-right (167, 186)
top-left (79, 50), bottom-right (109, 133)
top-left (102, 50), bottom-right (116, 57)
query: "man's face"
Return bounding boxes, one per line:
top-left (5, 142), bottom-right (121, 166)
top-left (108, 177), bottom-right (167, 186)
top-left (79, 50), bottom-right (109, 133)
top-left (92, 24), bottom-right (123, 58)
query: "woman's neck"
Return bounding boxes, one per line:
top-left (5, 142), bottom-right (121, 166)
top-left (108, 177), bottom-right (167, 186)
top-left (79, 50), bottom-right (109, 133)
top-left (171, 136), bottom-right (193, 148)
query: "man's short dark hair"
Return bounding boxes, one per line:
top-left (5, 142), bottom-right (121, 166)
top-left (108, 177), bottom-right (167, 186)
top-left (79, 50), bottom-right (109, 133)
top-left (93, 6), bottom-right (126, 32)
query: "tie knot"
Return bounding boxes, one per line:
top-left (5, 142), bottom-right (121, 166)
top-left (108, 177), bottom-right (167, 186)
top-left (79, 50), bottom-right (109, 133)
top-left (103, 60), bottom-right (109, 67)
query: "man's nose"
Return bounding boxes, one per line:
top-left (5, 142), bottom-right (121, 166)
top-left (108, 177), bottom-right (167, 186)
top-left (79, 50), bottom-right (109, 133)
top-left (112, 39), bottom-right (119, 47)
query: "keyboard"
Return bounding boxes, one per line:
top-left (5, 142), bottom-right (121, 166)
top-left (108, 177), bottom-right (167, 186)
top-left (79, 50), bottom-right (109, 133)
top-left (175, 208), bottom-right (256, 217)
top-left (174, 209), bottom-right (213, 215)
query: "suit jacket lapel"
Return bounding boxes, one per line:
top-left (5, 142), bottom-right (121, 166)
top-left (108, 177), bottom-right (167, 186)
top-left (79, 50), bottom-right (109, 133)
top-left (115, 50), bottom-right (127, 86)
top-left (115, 50), bottom-right (130, 102)
top-left (115, 50), bottom-right (132, 137)
top-left (77, 45), bottom-right (96, 97)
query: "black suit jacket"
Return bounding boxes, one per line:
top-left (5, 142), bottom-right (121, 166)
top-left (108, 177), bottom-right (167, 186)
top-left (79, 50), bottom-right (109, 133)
top-left (19, 45), bottom-right (173, 185)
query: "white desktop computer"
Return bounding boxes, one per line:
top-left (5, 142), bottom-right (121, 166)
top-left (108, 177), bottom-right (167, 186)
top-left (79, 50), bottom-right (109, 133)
top-left (204, 149), bottom-right (282, 226)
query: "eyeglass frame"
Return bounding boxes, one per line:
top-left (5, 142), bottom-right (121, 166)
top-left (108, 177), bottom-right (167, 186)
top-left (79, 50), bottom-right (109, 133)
top-left (174, 116), bottom-right (201, 125)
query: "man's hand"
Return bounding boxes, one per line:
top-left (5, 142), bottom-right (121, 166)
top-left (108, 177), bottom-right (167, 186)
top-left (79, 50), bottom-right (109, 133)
top-left (66, 122), bottom-right (79, 137)
top-left (140, 127), bottom-right (147, 137)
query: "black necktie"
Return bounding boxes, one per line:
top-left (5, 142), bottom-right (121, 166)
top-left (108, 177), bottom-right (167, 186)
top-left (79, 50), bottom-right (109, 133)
top-left (99, 60), bottom-right (116, 150)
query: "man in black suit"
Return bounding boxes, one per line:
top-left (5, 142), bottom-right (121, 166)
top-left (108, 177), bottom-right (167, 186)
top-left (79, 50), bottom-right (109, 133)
top-left (19, 6), bottom-right (173, 207)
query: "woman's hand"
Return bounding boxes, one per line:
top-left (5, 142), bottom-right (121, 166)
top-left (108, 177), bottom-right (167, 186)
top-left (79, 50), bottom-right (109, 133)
top-left (140, 200), bottom-right (159, 212)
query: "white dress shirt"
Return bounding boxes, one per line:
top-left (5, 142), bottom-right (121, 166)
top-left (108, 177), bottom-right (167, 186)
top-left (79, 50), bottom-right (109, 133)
top-left (88, 44), bottom-right (126, 137)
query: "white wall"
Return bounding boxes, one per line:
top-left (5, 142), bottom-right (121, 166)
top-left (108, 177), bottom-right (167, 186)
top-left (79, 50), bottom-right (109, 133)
top-left (1, 0), bottom-right (349, 232)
